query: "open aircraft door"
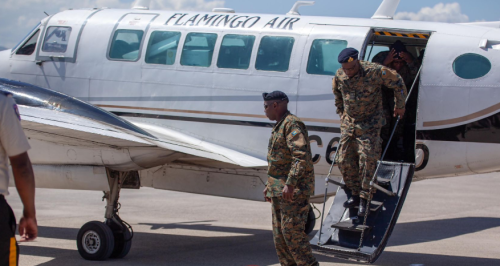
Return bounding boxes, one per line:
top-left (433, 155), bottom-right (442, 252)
top-left (308, 26), bottom-right (418, 263)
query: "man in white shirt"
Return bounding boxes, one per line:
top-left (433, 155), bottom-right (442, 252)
top-left (0, 92), bottom-right (37, 266)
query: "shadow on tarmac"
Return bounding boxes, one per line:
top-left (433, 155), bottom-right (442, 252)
top-left (17, 216), bottom-right (500, 266)
top-left (387, 217), bottom-right (500, 246)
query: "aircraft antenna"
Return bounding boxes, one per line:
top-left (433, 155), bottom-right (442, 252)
top-left (132, 0), bottom-right (151, 10)
top-left (213, 8), bottom-right (235, 13)
top-left (44, 11), bottom-right (49, 16)
top-left (287, 1), bottom-right (315, 16)
top-left (371, 0), bottom-right (401, 20)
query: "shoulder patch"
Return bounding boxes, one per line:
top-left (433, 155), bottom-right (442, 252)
top-left (382, 71), bottom-right (386, 76)
top-left (13, 104), bottom-right (21, 121)
top-left (292, 130), bottom-right (298, 136)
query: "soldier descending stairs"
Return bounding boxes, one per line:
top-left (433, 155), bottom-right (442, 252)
top-left (309, 48), bottom-right (420, 263)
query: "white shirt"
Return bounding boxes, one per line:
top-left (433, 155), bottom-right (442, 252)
top-left (0, 93), bottom-right (31, 195)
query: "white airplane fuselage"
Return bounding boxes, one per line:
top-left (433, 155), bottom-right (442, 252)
top-left (1, 8), bottom-right (500, 199)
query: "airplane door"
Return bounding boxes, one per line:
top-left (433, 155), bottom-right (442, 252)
top-left (298, 25), bottom-right (371, 174)
top-left (35, 9), bottom-right (101, 63)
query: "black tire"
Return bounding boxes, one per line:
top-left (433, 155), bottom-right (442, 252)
top-left (77, 221), bottom-right (115, 261)
top-left (304, 205), bottom-right (316, 235)
top-left (109, 224), bottom-right (132, 259)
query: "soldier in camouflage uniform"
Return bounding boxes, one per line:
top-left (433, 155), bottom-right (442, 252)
top-left (372, 41), bottom-right (420, 159)
top-left (262, 91), bottom-right (318, 266)
top-left (332, 48), bottom-right (407, 216)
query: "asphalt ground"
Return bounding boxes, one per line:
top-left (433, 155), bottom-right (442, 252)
top-left (5, 173), bottom-right (500, 266)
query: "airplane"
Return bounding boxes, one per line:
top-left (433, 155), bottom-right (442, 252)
top-left (1, 0), bottom-right (499, 262)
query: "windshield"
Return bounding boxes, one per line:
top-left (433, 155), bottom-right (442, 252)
top-left (12, 23), bottom-right (41, 52)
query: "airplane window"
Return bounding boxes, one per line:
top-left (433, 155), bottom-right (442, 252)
top-left (368, 45), bottom-right (390, 63)
top-left (181, 33), bottom-right (218, 67)
top-left (256, 36), bottom-right (294, 72)
top-left (42, 27), bottom-right (72, 53)
top-left (453, 53), bottom-right (491, 79)
top-left (145, 31), bottom-right (181, 65)
top-left (307, 39), bottom-right (347, 75)
top-left (217, 34), bottom-right (255, 70)
top-left (109, 29), bottom-right (144, 61)
top-left (16, 30), bottom-right (40, 55)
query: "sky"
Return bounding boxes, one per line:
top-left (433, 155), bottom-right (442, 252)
top-left (1, 0), bottom-right (499, 49)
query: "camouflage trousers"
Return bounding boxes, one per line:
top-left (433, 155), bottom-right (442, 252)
top-left (271, 196), bottom-right (318, 266)
top-left (338, 127), bottom-right (382, 199)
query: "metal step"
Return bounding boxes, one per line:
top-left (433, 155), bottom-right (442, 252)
top-left (331, 221), bottom-right (371, 233)
top-left (377, 177), bottom-right (391, 184)
top-left (351, 200), bottom-right (384, 212)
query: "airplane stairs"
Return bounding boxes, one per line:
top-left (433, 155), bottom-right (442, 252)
top-left (310, 161), bottom-right (415, 263)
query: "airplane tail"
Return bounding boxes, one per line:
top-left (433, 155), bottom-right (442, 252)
top-left (372, 0), bottom-right (401, 20)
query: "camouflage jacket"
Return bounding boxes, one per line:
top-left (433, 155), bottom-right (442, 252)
top-left (372, 51), bottom-right (421, 89)
top-left (332, 61), bottom-right (407, 131)
top-left (382, 60), bottom-right (421, 119)
top-left (399, 60), bottom-right (421, 89)
top-left (266, 112), bottom-right (315, 197)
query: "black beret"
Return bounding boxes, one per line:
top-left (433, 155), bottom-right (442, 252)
top-left (338, 48), bottom-right (359, 63)
top-left (262, 91), bottom-right (289, 101)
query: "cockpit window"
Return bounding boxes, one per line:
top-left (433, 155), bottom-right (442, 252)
top-left (453, 53), bottom-right (491, 79)
top-left (256, 36), bottom-right (294, 72)
top-left (16, 30), bottom-right (40, 55)
top-left (42, 26), bottom-right (72, 53)
top-left (109, 29), bottom-right (144, 61)
top-left (12, 23), bottom-right (40, 52)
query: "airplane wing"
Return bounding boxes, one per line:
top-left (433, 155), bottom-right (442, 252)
top-left (1, 78), bottom-right (268, 171)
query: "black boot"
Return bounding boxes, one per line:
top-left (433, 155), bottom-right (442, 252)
top-left (343, 195), bottom-right (360, 208)
top-left (358, 197), bottom-right (367, 217)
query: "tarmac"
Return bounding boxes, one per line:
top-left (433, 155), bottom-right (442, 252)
top-left (6, 172), bottom-right (500, 266)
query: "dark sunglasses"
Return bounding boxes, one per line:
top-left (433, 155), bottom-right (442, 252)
top-left (264, 99), bottom-right (285, 109)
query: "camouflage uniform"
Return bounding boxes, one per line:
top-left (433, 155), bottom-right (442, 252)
top-left (332, 61), bottom-right (407, 199)
top-left (372, 51), bottom-right (420, 158)
top-left (266, 111), bottom-right (318, 266)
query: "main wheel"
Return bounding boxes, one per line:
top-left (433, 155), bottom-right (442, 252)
top-left (304, 205), bottom-right (316, 235)
top-left (109, 222), bottom-right (132, 259)
top-left (77, 221), bottom-right (115, 260)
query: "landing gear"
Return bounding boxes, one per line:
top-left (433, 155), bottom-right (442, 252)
top-left (304, 204), bottom-right (316, 235)
top-left (77, 170), bottom-right (138, 260)
top-left (108, 217), bottom-right (133, 258)
top-left (77, 221), bottom-right (115, 260)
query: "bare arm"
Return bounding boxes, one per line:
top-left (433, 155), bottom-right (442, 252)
top-left (10, 152), bottom-right (37, 241)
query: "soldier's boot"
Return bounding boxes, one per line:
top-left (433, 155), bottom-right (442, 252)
top-left (358, 197), bottom-right (367, 217)
top-left (343, 195), bottom-right (360, 208)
